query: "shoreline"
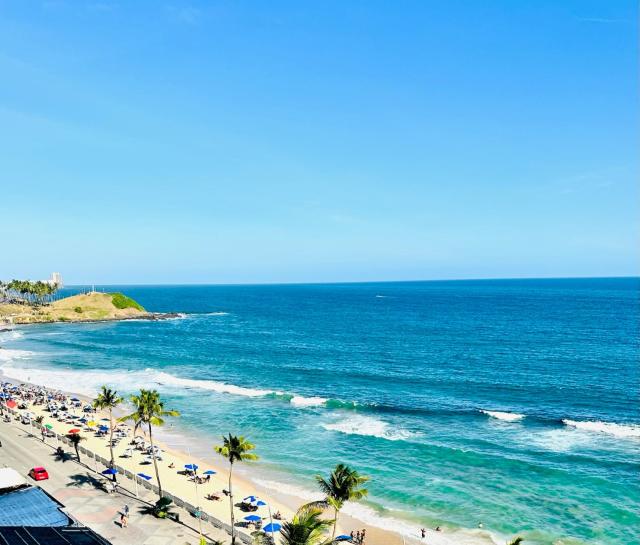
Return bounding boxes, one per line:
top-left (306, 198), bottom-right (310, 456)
top-left (0, 325), bottom-right (506, 545)
top-left (0, 370), bottom-right (414, 545)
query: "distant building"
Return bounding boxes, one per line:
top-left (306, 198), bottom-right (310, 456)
top-left (43, 272), bottom-right (63, 288)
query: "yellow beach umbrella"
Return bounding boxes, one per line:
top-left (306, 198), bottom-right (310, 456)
top-left (87, 421), bottom-right (97, 427)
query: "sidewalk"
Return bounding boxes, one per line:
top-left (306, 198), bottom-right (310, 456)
top-left (0, 419), bottom-right (230, 545)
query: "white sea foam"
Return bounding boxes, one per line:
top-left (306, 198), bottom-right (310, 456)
top-left (562, 419), bottom-right (640, 439)
top-left (204, 311), bottom-right (229, 316)
top-left (151, 370), bottom-right (275, 397)
top-left (321, 414), bottom-right (420, 442)
top-left (290, 395), bottom-right (327, 407)
top-left (0, 348), bottom-right (34, 362)
top-left (480, 410), bottom-right (525, 422)
top-left (0, 330), bottom-right (24, 342)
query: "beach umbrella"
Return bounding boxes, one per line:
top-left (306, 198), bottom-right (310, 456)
top-left (44, 424), bottom-right (53, 429)
top-left (254, 500), bottom-right (267, 507)
top-left (263, 523), bottom-right (281, 533)
top-left (336, 536), bottom-right (351, 541)
top-left (137, 473), bottom-right (152, 480)
top-left (70, 397), bottom-right (79, 401)
top-left (87, 421), bottom-right (97, 427)
top-left (243, 495), bottom-right (258, 502)
top-left (244, 515), bottom-right (261, 522)
top-left (203, 470), bottom-right (216, 475)
top-left (6, 400), bottom-right (16, 409)
top-left (68, 428), bottom-right (80, 434)
top-left (101, 468), bottom-right (118, 475)
top-left (184, 464), bottom-right (198, 471)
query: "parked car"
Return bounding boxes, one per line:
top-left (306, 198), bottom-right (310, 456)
top-left (28, 467), bottom-right (49, 481)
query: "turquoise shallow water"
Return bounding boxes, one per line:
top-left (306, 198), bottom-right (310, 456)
top-left (1, 279), bottom-right (638, 544)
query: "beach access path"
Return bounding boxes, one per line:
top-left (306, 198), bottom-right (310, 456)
top-left (0, 418), bottom-right (229, 545)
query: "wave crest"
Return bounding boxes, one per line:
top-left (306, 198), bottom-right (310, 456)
top-left (321, 414), bottom-right (420, 442)
top-left (562, 419), bottom-right (640, 439)
top-left (480, 410), bottom-right (525, 422)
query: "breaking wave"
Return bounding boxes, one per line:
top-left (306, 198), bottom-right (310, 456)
top-left (480, 410), bottom-right (526, 422)
top-left (562, 419), bottom-right (640, 440)
top-left (321, 414), bottom-right (421, 442)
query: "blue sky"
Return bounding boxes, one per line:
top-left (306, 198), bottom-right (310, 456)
top-left (0, 1), bottom-right (638, 284)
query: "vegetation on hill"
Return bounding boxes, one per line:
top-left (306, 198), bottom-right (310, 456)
top-left (111, 292), bottom-right (145, 311)
top-left (0, 291), bottom-right (148, 324)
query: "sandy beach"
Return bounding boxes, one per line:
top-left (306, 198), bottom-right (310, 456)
top-left (0, 374), bottom-right (409, 545)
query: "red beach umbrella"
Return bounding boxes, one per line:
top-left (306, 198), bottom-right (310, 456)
top-left (68, 428), bottom-right (81, 434)
top-left (6, 400), bottom-right (16, 409)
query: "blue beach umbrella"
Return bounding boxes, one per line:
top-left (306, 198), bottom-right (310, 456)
top-left (203, 470), bottom-right (216, 475)
top-left (101, 468), bottom-right (118, 475)
top-left (263, 523), bottom-right (281, 533)
top-left (137, 473), bottom-right (152, 480)
top-left (254, 500), bottom-right (267, 506)
top-left (243, 495), bottom-right (257, 502)
top-left (184, 464), bottom-right (198, 471)
top-left (244, 515), bottom-right (261, 522)
top-left (336, 536), bottom-right (351, 541)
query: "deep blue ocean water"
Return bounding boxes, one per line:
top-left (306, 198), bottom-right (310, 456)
top-left (1, 278), bottom-right (638, 545)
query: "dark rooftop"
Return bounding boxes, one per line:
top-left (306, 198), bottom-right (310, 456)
top-left (0, 487), bottom-right (69, 527)
top-left (0, 527), bottom-right (112, 545)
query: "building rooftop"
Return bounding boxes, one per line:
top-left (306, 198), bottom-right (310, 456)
top-left (0, 526), bottom-right (111, 545)
top-left (0, 487), bottom-right (70, 527)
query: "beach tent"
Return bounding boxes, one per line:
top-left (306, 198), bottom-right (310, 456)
top-left (0, 468), bottom-right (27, 492)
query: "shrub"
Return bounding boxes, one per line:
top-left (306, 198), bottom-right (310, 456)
top-left (111, 293), bottom-right (145, 311)
top-left (74, 306), bottom-right (83, 313)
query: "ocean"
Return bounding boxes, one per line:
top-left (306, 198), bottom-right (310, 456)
top-left (1, 278), bottom-right (638, 545)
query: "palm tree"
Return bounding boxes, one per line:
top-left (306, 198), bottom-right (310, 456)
top-left (315, 464), bottom-right (369, 537)
top-left (214, 434), bottom-right (258, 545)
top-left (93, 386), bottom-right (124, 471)
top-left (279, 505), bottom-right (336, 545)
top-left (507, 538), bottom-right (524, 545)
top-left (66, 433), bottom-right (86, 462)
top-left (119, 389), bottom-right (179, 500)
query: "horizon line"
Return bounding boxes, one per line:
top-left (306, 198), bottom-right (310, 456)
top-left (60, 275), bottom-right (640, 288)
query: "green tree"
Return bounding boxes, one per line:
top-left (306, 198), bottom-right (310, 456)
top-left (214, 434), bottom-right (258, 545)
top-left (279, 505), bottom-right (336, 545)
top-left (93, 386), bottom-right (124, 474)
top-left (315, 464), bottom-right (369, 537)
top-left (507, 538), bottom-right (524, 545)
top-left (66, 433), bottom-right (86, 462)
top-left (119, 389), bottom-right (179, 499)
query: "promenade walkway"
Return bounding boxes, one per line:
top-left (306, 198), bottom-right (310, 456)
top-left (0, 419), bottom-right (230, 545)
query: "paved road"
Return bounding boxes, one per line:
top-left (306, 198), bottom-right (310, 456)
top-left (0, 419), bottom-right (229, 545)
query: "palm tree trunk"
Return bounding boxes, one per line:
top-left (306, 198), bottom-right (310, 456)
top-left (333, 506), bottom-right (339, 537)
top-left (108, 408), bottom-right (116, 482)
top-left (149, 423), bottom-right (163, 499)
top-left (75, 444), bottom-right (81, 463)
top-left (108, 408), bottom-right (114, 464)
top-left (228, 462), bottom-right (235, 545)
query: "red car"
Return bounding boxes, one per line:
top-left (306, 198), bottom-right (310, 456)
top-left (28, 467), bottom-right (49, 481)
